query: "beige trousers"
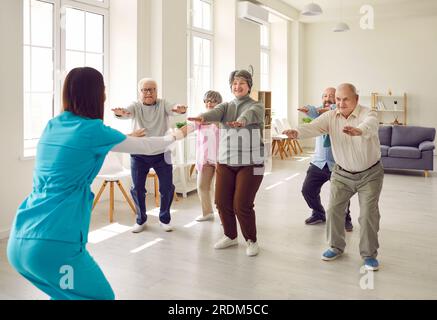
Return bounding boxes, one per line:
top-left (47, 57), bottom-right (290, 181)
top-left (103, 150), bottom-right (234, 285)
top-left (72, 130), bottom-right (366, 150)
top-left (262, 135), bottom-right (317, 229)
top-left (197, 163), bottom-right (216, 216)
top-left (327, 162), bottom-right (384, 259)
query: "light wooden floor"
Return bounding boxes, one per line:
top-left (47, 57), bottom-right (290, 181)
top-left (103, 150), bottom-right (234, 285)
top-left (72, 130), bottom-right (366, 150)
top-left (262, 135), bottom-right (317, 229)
top-left (1, 154), bottom-right (437, 300)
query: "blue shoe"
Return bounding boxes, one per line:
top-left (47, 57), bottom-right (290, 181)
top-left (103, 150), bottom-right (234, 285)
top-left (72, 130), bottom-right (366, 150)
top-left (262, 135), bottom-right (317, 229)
top-left (321, 248), bottom-right (342, 261)
top-left (364, 258), bottom-right (379, 271)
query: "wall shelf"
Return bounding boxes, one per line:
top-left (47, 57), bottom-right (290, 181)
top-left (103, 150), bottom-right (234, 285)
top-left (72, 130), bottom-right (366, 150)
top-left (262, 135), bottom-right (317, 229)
top-left (371, 92), bottom-right (407, 125)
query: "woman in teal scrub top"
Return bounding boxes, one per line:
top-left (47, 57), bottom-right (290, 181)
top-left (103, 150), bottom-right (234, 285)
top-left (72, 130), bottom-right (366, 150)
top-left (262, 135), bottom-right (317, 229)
top-left (7, 67), bottom-right (186, 300)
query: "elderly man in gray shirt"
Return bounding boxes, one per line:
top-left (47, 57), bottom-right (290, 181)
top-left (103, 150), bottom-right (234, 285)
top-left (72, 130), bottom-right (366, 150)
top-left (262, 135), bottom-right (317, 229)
top-left (112, 78), bottom-right (187, 233)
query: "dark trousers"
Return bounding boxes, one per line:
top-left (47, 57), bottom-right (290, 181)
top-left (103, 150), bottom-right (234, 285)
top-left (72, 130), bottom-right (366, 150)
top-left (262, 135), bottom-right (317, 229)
top-left (302, 163), bottom-right (350, 221)
top-left (215, 164), bottom-right (264, 242)
top-left (130, 153), bottom-right (175, 225)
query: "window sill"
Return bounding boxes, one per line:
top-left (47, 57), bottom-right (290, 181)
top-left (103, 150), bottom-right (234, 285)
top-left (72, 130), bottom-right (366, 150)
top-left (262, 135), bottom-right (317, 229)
top-left (20, 155), bottom-right (36, 161)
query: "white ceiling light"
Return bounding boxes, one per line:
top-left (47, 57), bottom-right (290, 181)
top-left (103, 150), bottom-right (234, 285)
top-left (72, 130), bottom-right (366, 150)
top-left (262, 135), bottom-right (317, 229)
top-left (301, 3), bottom-right (323, 16)
top-left (333, 0), bottom-right (350, 32)
top-left (333, 22), bottom-right (350, 32)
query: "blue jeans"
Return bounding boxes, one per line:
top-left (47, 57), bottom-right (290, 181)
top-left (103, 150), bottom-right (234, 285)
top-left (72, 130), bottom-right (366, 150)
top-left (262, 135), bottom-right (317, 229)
top-left (7, 237), bottom-right (115, 300)
top-left (130, 153), bottom-right (174, 225)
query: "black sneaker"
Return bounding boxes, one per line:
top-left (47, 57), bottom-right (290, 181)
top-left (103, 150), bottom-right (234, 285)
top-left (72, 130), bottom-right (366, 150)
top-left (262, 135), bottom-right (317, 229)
top-left (305, 215), bottom-right (326, 225)
top-left (345, 219), bottom-right (353, 232)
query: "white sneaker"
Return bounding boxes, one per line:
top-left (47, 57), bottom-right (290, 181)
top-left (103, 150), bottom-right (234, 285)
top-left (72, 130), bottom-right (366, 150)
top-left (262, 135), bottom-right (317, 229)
top-left (132, 223), bottom-right (146, 233)
top-left (195, 213), bottom-right (214, 222)
top-left (246, 240), bottom-right (259, 257)
top-left (160, 222), bottom-right (173, 232)
top-left (214, 236), bottom-right (238, 249)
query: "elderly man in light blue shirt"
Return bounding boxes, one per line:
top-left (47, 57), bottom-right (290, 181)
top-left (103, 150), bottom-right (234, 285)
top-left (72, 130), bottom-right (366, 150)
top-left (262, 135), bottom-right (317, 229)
top-left (299, 87), bottom-right (352, 231)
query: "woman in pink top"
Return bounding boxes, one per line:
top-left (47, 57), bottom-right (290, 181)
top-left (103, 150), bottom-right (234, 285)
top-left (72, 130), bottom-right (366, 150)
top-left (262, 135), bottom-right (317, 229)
top-left (195, 91), bottom-right (222, 222)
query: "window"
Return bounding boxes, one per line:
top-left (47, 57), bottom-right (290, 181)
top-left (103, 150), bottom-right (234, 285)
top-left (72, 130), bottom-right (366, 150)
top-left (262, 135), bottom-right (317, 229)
top-left (188, 0), bottom-right (213, 116)
top-left (22, 0), bottom-right (108, 157)
top-left (260, 24), bottom-right (270, 91)
top-left (23, 0), bottom-right (55, 156)
top-left (64, 8), bottom-right (105, 74)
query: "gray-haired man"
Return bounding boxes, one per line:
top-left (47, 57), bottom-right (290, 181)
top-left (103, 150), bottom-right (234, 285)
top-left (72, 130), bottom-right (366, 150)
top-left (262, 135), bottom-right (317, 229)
top-left (112, 78), bottom-right (187, 233)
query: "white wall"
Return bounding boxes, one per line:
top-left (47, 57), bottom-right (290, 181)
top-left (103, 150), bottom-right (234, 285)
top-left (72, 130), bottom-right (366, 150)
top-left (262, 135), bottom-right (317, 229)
top-left (303, 15), bottom-right (437, 130)
top-left (270, 17), bottom-right (289, 119)
top-left (214, 0), bottom-right (262, 101)
top-left (289, 21), bottom-right (304, 128)
top-left (108, 0), bottom-right (138, 131)
top-left (145, 0), bottom-right (188, 105)
top-left (214, 0), bottom-right (236, 101)
top-left (235, 18), bottom-right (261, 91)
top-left (0, 0), bottom-right (34, 238)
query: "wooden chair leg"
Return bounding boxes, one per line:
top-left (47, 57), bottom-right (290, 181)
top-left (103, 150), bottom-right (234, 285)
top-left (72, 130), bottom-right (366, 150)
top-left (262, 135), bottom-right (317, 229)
top-left (278, 141), bottom-right (286, 160)
top-left (284, 140), bottom-right (290, 156)
top-left (92, 181), bottom-right (108, 210)
top-left (272, 140), bottom-right (277, 156)
top-left (424, 170), bottom-right (429, 178)
top-left (294, 139), bottom-right (303, 154)
top-left (154, 175), bottom-right (160, 207)
top-left (289, 139), bottom-right (298, 155)
top-left (174, 191), bottom-right (179, 202)
top-left (109, 181), bottom-right (115, 223)
top-left (116, 181), bottom-right (136, 215)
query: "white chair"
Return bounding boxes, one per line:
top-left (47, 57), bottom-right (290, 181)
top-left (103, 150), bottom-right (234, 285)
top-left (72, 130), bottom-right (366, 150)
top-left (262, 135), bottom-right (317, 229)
top-left (92, 152), bottom-right (136, 223)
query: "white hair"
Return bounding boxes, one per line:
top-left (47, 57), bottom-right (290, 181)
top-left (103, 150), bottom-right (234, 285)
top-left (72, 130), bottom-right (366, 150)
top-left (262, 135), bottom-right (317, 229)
top-left (337, 83), bottom-right (358, 96)
top-left (138, 78), bottom-right (157, 92)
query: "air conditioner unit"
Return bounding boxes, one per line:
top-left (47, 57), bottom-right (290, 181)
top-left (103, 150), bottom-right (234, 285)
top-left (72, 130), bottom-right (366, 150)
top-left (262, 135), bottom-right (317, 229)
top-left (238, 1), bottom-right (269, 26)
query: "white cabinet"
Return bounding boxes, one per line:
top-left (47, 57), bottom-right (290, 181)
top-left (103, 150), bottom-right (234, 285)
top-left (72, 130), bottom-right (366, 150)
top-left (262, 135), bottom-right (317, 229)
top-left (171, 132), bottom-right (197, 198)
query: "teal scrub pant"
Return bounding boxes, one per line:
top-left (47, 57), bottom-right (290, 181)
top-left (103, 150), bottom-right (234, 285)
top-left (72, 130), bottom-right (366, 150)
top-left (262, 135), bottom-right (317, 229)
top-left (7, 237), bottom-right (115, 300)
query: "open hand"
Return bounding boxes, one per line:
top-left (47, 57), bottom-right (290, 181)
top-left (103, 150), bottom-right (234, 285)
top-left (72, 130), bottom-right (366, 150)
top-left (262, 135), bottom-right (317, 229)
top-left (128, 128), bottom-right (146, 137)
top-left (172, 105), bottom-right (188, 114)
top-left (187, 116), bottom-right (204, 123)
top-left (343, 126), bottom-right (363, 136)
top-left (297, 106), bottom-right (309, 114)
top-left (318, 106), bottom-right (331, 114)
top-left (112, 108), bottom-right (131, 117)
top-left (226, 121), bottom-right (246, 128)
top-left (283, 129), bottom-right (299, 139)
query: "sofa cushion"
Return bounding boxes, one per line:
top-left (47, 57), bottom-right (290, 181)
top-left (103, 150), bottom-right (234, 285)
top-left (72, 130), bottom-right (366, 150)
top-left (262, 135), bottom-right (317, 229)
top-left (378, 126), bottom-right (392, 146)
top-left (392, 126), bottom-right (436, 147)
top-left (388, 146), bottom-right (421, 159)
top-left (381, 145), bottom-right (390, 157)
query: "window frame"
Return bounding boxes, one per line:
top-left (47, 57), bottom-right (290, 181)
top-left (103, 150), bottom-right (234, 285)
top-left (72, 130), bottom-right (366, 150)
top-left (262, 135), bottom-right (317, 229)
top-left (68, 0), bottom-right (109, 9)
top-left (60, 0), bottom-right (109, 86)
top-left (22, 0), bottom-right (109, 159)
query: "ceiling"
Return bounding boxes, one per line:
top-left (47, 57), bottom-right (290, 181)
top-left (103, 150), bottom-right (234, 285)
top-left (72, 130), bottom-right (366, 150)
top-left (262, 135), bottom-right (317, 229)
top-left (278, 0), bottom-right (437, 22)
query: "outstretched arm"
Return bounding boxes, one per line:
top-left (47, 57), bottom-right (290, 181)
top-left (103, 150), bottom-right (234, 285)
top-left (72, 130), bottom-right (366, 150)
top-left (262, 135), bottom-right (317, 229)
top-left (111, 127), bottom-right (188, 154)
top-left (112, 104), bottom-right (135, 119)
top-left (236, 103), bottom-right (264, 127)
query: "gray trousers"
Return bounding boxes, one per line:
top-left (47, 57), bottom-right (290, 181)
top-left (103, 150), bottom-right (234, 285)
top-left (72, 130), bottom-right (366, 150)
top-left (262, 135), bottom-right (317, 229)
top-left (327, 162), bottom-right (384, 259)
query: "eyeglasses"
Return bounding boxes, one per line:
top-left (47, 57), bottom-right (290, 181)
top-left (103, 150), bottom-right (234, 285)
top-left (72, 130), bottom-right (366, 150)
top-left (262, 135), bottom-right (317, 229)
top-left (141, 88), bottom-right (156, 93)
top-left (204, 99), bottom-right (217, 104)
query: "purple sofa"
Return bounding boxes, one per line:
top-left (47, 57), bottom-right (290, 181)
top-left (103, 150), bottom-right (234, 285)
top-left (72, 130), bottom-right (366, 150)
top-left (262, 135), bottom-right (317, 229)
top-left (378, 125), bottom-right (435, 176)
